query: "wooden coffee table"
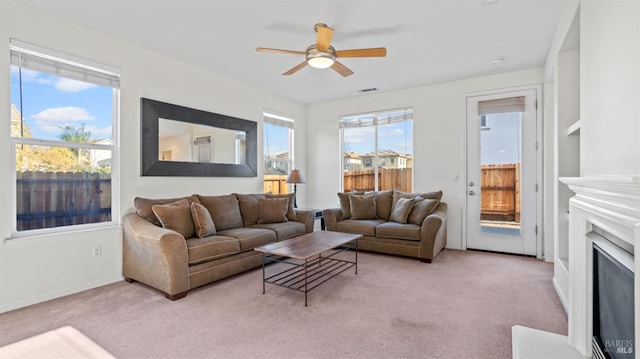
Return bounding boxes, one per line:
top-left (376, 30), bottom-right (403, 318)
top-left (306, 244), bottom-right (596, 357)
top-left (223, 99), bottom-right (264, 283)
top-left (254, 231), bottom-right (360, 306)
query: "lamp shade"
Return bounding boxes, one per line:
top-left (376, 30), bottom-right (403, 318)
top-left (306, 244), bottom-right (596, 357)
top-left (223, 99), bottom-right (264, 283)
top-left (285, 169), bottom-right (305, 184)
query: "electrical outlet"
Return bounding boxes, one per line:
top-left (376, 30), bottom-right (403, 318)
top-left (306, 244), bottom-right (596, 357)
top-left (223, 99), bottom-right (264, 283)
top-left (92, 245), bottom-right (102, 258)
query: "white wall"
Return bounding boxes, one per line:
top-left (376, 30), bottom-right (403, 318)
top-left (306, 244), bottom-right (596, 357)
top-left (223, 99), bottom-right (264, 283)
top-left (306, 69), bottom-right (545, 251)
top-left (580, 0), bottom-right (640, 176)
top-left (0, 0), bottom-right (306, 313)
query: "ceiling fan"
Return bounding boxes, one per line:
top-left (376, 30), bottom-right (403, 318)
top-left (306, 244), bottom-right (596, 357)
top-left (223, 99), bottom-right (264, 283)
top-left (256, 23), bottom-right (387, 77)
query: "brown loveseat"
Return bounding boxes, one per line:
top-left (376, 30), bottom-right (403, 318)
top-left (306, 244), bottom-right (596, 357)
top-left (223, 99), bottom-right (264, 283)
top-left (123, 193), bottom-right (313, 300)
top-left (323, 190), bottom-right (447, 263)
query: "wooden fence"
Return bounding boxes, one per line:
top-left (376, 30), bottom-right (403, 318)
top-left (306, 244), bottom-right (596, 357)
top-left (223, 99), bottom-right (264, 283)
top-left (16, 171), bottom-right (111, 231)
top-left (263, 175), bottom-right (290, 194)
top-left (480, 163), bottom-right (520, 222)
top-left (343, 168), bottom-right (413, 192)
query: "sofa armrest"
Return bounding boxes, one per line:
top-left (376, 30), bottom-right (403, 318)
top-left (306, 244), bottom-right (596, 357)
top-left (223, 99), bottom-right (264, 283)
top-left (418, 202), bottom-right (448, 262)
top-left (123, 213), bottom-right (190, 297)
top-left (294, 208), bottom-right (314, 233)
top-left (322, 208), bottom-right (343, 231)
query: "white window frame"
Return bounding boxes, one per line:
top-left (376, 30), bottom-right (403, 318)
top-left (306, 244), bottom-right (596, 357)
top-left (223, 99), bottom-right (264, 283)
top-left (263, 111), bottom-right (295, 172)
top-left (339, 108), bottom-right (413, 191)
top-left (9, 39), bottom-right (120, 238)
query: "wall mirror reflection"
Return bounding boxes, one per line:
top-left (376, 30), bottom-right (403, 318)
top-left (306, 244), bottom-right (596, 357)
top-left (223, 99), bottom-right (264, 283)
top-left (141, 98), bottom-right (257, 177)
top-left (158, 118), bottom-right (247, 165)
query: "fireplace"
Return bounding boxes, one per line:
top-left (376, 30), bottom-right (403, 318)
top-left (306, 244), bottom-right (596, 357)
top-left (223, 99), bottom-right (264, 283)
top-left (591, 231), bottom-right (635, 358)
top-left (560, 176), bottom-right (640, 358)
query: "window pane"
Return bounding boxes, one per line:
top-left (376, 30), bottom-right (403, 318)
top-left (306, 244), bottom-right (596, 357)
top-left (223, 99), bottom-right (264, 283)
top-left (263, 123), bottom-right (292, 194)
top-left (15, 144), bottom-right (112, 231)
top-left (377, 120), bottom-right (413, 192)
top-left (343, 126), bottom-right (375, 191)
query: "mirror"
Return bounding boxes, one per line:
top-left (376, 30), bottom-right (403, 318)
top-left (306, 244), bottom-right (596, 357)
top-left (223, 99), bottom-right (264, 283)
top-left (141, 98), bottom-right (257, 177)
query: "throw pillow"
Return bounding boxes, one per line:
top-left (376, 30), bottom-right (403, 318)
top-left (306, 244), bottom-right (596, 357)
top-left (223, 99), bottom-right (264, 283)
top-left (235, 193), bottom-right (265, 227)
top-left (152, 198), bottom-right (195, 239)
top-left (197, 194), bottom-right (243, 231)
top-left (349, 194), bottom-right (378, 220)
top-left (190, 202), bottom-right (216, 238)
top-left (257, 198), bottom-right (290, 224)
top-left (337, 191), bottom-right (364, 220)
top-left (134, 195), bottom-right (199, 226)
top-left (265, 193), bottom-right (297, 221)
top-left (389, 197), bottom-right (415, 224)
top-left (407, 197), bottom-right (440, 225)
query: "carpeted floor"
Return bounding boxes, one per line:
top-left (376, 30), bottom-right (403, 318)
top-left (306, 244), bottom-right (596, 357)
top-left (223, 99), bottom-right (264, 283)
top-left (0, 249), bottom-right (567, 358)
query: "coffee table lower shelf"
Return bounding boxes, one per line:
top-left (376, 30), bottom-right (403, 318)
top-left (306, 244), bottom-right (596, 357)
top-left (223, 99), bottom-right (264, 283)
top-left (261, 243), bottom-right (357, 306)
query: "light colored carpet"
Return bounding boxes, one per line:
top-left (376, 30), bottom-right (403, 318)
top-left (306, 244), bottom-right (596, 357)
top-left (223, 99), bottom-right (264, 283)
top-left (0, 325), bottom-right (115, 358)
top-left (0, 249), bottom-right (567, 358)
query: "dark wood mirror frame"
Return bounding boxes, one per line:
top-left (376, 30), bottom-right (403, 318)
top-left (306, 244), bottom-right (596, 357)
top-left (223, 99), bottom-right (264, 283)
top-left (141, 98), bottom-right (257, 177)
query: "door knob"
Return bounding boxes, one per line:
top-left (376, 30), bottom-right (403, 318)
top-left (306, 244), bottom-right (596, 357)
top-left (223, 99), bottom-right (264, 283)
top-left (468, 190), bottom-right (475, 195)
top-left (468, 181), bottom-right (475, 187)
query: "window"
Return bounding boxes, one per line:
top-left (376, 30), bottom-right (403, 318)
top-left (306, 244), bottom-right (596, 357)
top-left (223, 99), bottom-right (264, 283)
top-left (10, 39), bottom-right (120, 234)
top-left (263, 111), bottom-right (294, 194)
top-left (340, 108), bottom-right (413, 192)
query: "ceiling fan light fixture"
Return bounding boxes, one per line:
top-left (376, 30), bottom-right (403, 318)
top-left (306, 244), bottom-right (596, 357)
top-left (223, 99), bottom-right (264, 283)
top-left (306, 45), bottom-right (336, 69)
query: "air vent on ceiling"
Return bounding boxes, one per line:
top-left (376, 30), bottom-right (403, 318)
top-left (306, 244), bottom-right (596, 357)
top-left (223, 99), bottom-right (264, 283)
top-left (358, 88), bottom-right (378, 93)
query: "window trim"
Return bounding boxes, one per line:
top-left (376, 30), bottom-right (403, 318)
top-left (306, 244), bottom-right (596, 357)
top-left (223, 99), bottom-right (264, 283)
top-left (9, 40), bottom-right (120, 238)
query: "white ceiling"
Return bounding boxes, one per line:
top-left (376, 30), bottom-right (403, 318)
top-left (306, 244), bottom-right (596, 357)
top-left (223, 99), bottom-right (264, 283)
top-left (19, 0), bottom-right (566, 104)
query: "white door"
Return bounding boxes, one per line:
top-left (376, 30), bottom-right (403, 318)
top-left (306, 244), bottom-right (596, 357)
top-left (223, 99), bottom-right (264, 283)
top-left (465, 88), bottom-right (540, 256)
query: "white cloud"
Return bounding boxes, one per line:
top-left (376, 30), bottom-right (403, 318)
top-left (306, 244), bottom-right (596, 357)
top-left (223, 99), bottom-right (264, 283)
top-left (85, 124), bottom-right (112, 137)
top-left (10, 67), bottom-right (40, 82)
top-left (32, 106), bottom-right (95, 132)
top-left (54, 78), bottom-right (97, 93)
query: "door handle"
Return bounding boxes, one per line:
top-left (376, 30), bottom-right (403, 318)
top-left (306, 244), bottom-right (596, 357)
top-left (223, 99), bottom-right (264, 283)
top-left (468, 181), bottom-right (475, 187)
top-left (468, 190), bottom-right (475, 195)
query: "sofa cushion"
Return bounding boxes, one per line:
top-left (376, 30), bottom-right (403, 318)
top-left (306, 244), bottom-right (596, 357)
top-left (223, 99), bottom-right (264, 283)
top-left (197, 194), bottom-right (244, 231)
top-left (367, 190), bottom-right (393, 221)
top-left (151, 198), bottom-right (195, 239)
top-left (392, 190), bottom-right (442, 209)
top-left (407, 197), bottom-right (440, 225)
top-left (389, 197), bottom-right (415, 224)
top-left (265, 193), bottom-right (298, 222)
top-left (190, 202), bottom-right (217, 238)
top-left (257, 198), bottom-right (290, 224)
top-left (337, 191), bottom-right (364, 220)
top-left (376, 222), bottom-right (421, 241)
top-left (235, 193), bottom-right (265, 227)
top-left (217, 227), bottom-right (277, 251)
top-left (336, 219), bottom-right (384, 237)
top-left (185, 235), bottom-right (240, 264)
top-left (251, 222), bottom-right (307, 241)
top-left (134, 195), bottom-right (199, 226)
top-left (349, 194), bottom-right (378, 220)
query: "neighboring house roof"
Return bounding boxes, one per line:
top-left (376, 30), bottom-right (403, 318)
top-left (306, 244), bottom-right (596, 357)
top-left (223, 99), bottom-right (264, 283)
top-left (359, 150), bottom-right (412, 159)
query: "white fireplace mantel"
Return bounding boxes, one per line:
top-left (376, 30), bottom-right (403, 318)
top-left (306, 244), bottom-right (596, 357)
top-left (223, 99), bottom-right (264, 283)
top-left (513, 176), bottom-right (640, 359)
top-left (560, 176), bottom-right (640, 357)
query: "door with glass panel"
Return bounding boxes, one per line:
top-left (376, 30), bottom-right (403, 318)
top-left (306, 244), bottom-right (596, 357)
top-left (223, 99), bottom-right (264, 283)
top-left (465, 89), bottom-right (539, 256)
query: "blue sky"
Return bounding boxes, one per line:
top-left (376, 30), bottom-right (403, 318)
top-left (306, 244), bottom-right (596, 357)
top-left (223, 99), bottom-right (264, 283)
top-left (263, 124), bottom-right (289, 156)
top-left (10, 66), bottom-right (113, 141)
top-left (343, 121), bottom-right (413, 155)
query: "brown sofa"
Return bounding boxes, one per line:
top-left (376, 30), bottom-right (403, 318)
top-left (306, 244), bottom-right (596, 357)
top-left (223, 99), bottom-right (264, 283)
top-left (323, 190), bottom-right (447, 262)
top-left (123, 193), bottom-right (313, 300)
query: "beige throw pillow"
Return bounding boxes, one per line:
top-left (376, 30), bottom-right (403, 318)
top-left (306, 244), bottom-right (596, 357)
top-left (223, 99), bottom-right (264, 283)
top-left (349, 195), bottom-right (378, 220)
top-left (338, 191), bottom-right (364, 220)
top-left (257, 198), bottom-right (290, 224)
top-left (407, 197), bottom-right (440, 225)
top-left (235, 193), bottom-right (265, 227)
top-left (152, 198), bottom-right (195, 239)
top-left (190, 202), bottom-right (216, 238)
top-left (389, 197), bottom-right (415, 224)
top-left (134, 195), bottom-right (199, 226)
top-left (265, 193), bottom-right (297, 221)
top-left (197, 194), bottom-right (243, 231)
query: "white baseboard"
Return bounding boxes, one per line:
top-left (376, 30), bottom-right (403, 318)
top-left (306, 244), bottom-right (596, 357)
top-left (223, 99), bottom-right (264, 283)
top-left (552, 277), bottom-right (569, 314)
top-left (0, 275), bottom-right (123, 314)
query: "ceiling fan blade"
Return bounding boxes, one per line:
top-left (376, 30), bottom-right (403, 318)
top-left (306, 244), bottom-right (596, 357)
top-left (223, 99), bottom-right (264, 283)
top-left (256, 47), bottom-right (305, 55)
top-left (335, 48), bottom-right (387, 58)
top-left (283, 61), bottom-right (308, 76)
top-left (316, 25), bottom-right (334, 52)
top-left (331, 61), bottom-right (354, 77)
